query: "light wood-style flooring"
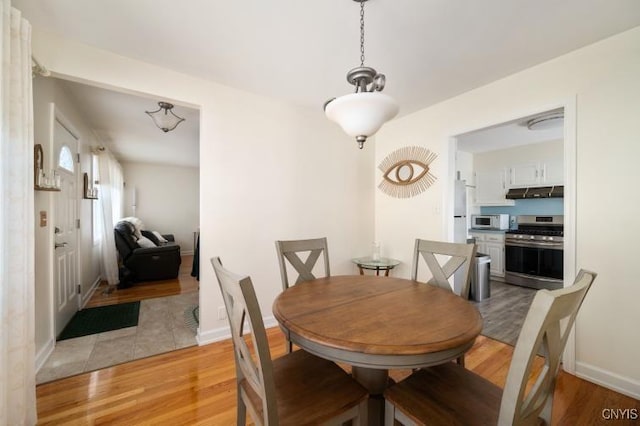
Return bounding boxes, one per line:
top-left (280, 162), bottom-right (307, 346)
top-left (38, 272), bottom-right (637, 424)
top-left (36, 328), bottom-right (639, 425)
top-left (86, 255), bottom-right (199, 308)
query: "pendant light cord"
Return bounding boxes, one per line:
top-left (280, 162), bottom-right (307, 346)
top-left (360, 0), bottom-right (365, 67)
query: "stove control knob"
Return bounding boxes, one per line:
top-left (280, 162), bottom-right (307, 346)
top-left (529, 236), bottom-right (535, 240)
top-left (548, 237), bottom-right (553, 241)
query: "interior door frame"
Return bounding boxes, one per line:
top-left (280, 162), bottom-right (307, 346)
top-left (49, 103), bottom-right (82, 337)
top-left (444, 95), bottom-right (578, 373)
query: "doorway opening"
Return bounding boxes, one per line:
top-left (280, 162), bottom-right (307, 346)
top-left (33, 75), bottom-right (202, 384)
top-left (447, 104), bottom-right (575, 353)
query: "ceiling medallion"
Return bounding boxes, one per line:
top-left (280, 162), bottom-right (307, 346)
top-left (378, 146), bottom-right (438, 198)
top-left (324, 0), bottom-right (399, 149)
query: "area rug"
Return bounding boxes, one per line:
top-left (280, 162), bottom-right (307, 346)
top-left (57, 301), bottom-right (141, 341)
top-left (184, 305), bottom-right (199, 332)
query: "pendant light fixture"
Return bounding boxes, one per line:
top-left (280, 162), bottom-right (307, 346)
top-left (324, 0), bottom-right (398, 149)
top-left (145, 101), bottom-right (185, 133)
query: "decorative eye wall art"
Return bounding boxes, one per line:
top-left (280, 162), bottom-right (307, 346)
top-left (378, 146), bottom-right (437, 198)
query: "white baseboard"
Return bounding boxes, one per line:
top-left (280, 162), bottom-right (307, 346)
top-left (575, 361), bottom-right (640, 400)
top-left (196, 315), bottom-right (278, 346)
top-left (35, 338), bottom-right (55, 373)
top-left (80, 276), bottom-right (102, 309)
top-left (182, 250), bottom-right (194, 256)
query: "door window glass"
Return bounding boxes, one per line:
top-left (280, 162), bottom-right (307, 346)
top-left (58, 145), bottom-right (74, 172)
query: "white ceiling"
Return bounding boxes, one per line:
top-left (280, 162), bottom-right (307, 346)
top-left (57, 79), bottom-right (200, 167)
top-left (16, 0), bottom-right (640, 164)
top-left (456, 109), bottom-right (564, 153)
top-left (59, 80), bottom-right (200, 167)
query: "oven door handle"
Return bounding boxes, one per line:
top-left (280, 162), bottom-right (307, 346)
top-left (505, 271), bottom-right (564, 283)
top-left (505, 241), bottom-right (564, 249)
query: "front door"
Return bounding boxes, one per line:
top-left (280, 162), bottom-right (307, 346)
top-left (53, 119), bottom-right (80, 337)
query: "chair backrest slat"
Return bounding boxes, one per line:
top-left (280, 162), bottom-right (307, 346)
top-left (498, 269), bottom-right (597, 425)
top-left (411, 238), bottom-right (476, 299)
top-left (276, 237), bottom-right (330, 289)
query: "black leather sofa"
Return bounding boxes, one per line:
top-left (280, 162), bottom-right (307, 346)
top-left (114, 220), bottom-right (181, 284)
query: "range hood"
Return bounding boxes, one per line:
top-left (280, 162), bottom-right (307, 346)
top-left (506, 185), bottom-right (564, 199)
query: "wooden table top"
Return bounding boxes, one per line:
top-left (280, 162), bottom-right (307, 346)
top-left (273, 275), bottom-right (483, 358)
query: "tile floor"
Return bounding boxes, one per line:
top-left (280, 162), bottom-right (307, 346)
top-left (36, 292), bottom-right (199, 384)
top-left (472, 280), bottom-right (537, 346)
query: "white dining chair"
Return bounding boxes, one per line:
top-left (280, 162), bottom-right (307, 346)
top-left (211, 257), bottom-right (368, 426)
top-left (383, 269), bottom-right (597, 426)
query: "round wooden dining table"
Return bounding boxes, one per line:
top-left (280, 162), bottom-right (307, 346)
top-left (272, 275), bottom-right (483, 425)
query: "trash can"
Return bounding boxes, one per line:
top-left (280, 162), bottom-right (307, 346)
top-left (469, 252), bottom-right (491, 302)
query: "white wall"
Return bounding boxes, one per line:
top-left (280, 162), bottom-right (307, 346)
top-left (30, 30), bottom-right (375, 346)
top-left (32, 76), bottom-right (102, 368)
top-left (376, 27), bottom-right (640, 397)
top-left (122, 162), bottom-right (199, 253)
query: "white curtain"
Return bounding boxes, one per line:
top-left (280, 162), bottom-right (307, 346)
top-left (97, 149), bottom-right (124, 286)
top-left (0, 1), bottom-right (37, 424)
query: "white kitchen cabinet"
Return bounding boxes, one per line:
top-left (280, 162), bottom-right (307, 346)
top-left (509, 163), bottom-right (540, 187)
top-left (469, 232), bottom-right (505, 278)
top-left (474, 170), bottom-right (514, 206)
top-left (508, 160), bottom-right (564, 188)
top-left (542, 159), bottom-right (564, 186)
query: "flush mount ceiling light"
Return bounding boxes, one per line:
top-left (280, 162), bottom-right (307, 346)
top-left (145, 101), bottom-right (185, 133)
top-left (324, 0), bottom-right (399, 149)
top-left (526, 111), bottom-right (564, 130)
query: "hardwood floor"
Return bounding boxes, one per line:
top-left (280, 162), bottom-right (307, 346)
top-left (86, 255), bottom-right (199, 308)
top-left (36, 329), bottom-right (639, 425)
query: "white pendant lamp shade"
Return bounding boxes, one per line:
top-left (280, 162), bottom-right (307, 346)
top-left (150, 112), bottom-right (181, 133)
top-left (325, 92), bottom-right (399, 140)
top-left (325, 0), bottom-right (398, 149)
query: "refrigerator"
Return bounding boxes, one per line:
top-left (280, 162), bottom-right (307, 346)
top-left (453, 180), bottom-right (468, 244)
top-left (453, 179), bottom-right (469, 295)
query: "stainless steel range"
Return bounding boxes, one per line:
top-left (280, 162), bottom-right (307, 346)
top-left (505, 215), bottom-right (563, 290)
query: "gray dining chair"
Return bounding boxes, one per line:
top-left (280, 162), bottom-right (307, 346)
top-left (276, 237), bottom-right (331, 353)
top-left (276, 237), bottom-right (330, 290)
top-left (411, 238), bottom-right (476, 300)
top-left (211, 257), bottom-right (368, 426)
top-left (383, 269), bottom-right (597, 426)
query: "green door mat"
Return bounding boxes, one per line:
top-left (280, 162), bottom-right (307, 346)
top-left (57, 301), bottom-right (141, 341)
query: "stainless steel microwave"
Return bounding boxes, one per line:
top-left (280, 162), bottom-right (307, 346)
top-left (471, 214), bottom-right (509, 230)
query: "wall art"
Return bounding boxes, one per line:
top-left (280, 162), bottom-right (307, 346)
top-left (378, 146), bottom-right (437, 198)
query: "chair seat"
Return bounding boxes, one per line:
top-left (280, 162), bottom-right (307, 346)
top-left (241, 349), bottom-right (368, 425)
top-left (384, 362), bottom-right (502, 426)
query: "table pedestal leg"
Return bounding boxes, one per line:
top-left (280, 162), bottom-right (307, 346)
top-left (352, 366), bottom-right (388, 426)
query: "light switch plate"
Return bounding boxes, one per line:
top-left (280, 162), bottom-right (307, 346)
top-left (39, 211), bottom-right (47, 227)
